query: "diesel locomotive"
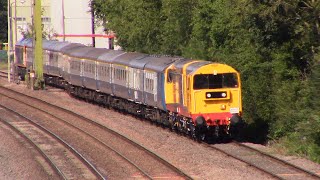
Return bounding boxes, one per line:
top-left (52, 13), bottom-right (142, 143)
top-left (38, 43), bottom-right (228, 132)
top-left (14, 38), bottom-right (243, 141)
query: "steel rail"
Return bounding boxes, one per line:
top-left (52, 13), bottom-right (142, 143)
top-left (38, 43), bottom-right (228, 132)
top-left (0, 115), bottom-right (67, 180)
top-left (0, 85), bottom-right (193, 180)
top-left (0, 70), bottom-right (8, 78)
top-left (30, 106), bottom-right (156, 179)
top-left (0, 103), bottom-right (106, 180)
top-left (4, 90), bottom-right (155, 180)
top-left (206, 142), bottom-right (283, 179)
top-left (234, 141), bottom-right (320, 179)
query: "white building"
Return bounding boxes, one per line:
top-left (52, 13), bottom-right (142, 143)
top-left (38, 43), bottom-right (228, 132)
top-left (9, 0), bottom-right (50, 47)
top-left (50, 0), bottom-right (114, 48)
top-left (12, 0), bottom-right (115, 49)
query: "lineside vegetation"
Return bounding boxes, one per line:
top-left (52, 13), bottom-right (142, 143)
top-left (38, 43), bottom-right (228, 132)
top-left (92, 0), bottom-right (320, 163)
top-left (0, 50), bottom-right (8, 70)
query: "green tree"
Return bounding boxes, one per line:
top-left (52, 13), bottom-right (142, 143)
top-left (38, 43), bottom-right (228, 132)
top-left (93, 0), bottom-right (162, 53)
top-left (184, 0), bottom-right (275, 141)
top-left (247, 1), bottom-right (320, 139)
top-left (92, 0), bottom-right (320, 161)
top-left (160, 0), bottom-right (195, 55)
top-left (180, 0), bottom-right (320, 146)
top-left (0, 0), bottom-right (8, 43)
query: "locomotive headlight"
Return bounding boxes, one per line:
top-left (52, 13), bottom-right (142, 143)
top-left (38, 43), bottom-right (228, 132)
top-left (221, 93), bottom-right (227, 97)
top-left (207, 93), bottom-right (211, 98)
top-left (220, 105), bottom-right (226, 110)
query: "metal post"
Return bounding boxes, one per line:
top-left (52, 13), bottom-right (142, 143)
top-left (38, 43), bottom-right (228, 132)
top-left (7, 0), bottom-right (11, 82)
top-left (62, 0), bottom-right (65, 41)
top-left (13, 0), bottom-right (17, 83)
top-left (91, 0), bottom-right (95, 47)
top-left (14, 0), bottom-right (17, 45)
top-left (33, 0), bottom-right (44, 89)
top-left (12, 1), bottom-right (26, 82)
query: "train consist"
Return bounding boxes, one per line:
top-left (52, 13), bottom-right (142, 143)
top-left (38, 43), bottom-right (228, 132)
top-left (15, 38), bottom-right (243, 141)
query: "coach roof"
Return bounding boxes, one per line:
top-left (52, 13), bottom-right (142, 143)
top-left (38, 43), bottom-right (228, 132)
top-left (16, 38), bottom-right (33, 47)
top-left (143, 56), bottom-right (183, 72)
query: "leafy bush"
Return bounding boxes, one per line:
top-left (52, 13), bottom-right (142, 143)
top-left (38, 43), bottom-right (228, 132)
top-left (0, 50), bottom-right (7, 61)
top-left (92, 0), bottom-right (320, 162)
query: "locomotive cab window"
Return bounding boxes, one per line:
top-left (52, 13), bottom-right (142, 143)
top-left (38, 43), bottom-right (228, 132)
top-left (193, 73), bottom-right (238, 90)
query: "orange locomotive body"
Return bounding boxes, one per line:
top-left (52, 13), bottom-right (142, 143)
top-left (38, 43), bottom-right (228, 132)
top-left (164, 60), bottom-right (242, 139)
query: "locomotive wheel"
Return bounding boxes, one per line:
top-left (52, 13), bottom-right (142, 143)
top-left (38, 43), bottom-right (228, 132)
top-left (189, 122), bottom-right (197, 140)
top-left (229, 123), bottom-right (245, 141)
top-left (171, 122), bottom-right (177, 132)
top-left (197, 133), bottom-right (206, 142)
top-left (192, 127), bottom-right (206, 142)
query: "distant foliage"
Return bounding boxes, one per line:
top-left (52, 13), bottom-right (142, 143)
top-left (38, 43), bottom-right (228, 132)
top-left (0, 50), bottom-right (7, 61)
top-left (93, 0), bottom-right (162, 53)
top-left (0, 0), bottom-right (7, 43)
top-left (93, 0), bottom-right (320, 162)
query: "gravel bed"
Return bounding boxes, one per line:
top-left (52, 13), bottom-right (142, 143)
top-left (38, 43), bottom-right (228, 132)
top-left (242, 142), bottom-right (320, 176)
top-left (1, 79), bottom-right (319, 179)
top-left (0, 113), bottom-right (59, 180)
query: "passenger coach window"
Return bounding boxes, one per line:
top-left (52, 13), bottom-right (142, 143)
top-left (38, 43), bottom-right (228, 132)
top-left (193, 73), bottom-right (238, 90)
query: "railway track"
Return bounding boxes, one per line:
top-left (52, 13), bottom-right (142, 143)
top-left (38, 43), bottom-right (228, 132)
top-left (0, 85), bottom-right (192, 179)
top-left (0, 104), bottom-right (104, 180)
top-left (2, 75), bottom-right (319, 179)
top-left (209, 142), bottom-right (320, 179)
top-left (0, 70), bottom-right (8, 78)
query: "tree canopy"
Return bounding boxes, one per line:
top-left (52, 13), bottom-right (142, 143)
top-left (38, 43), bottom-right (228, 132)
top-left (94, 0), bottom-right (320, 162)
top-left (0, 0), bottom-right (7, 43)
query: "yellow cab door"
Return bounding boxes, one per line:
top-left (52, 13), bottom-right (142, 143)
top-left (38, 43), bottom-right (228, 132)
top-left (172, 73), bottom-right (180, 105)
top-left (186, 75), bottom-right (192, 111)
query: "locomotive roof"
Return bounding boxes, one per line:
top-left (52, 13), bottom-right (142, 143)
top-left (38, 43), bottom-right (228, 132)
top-left (186, 61), bottom-right (215, 74)
top-left (170, 59), bottom-right (195, 73)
